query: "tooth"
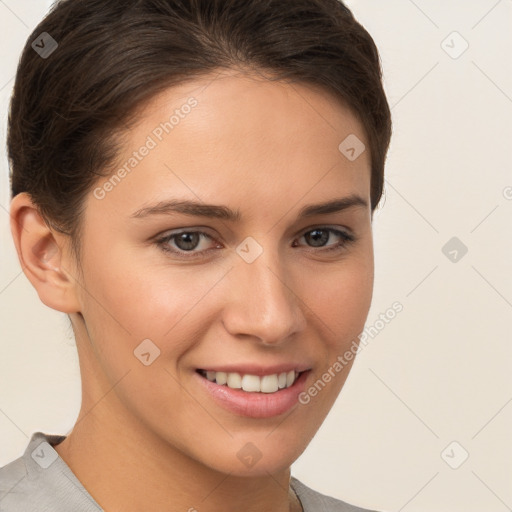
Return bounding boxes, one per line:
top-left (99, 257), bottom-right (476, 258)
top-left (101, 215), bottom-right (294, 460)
top-left (227, 372), bottom-right (242, 389)
top-left (261, 374), bottom-right (279, 393)
top-left (216, 371), bottom-right (227, 385)
top-left (242, 374), bottom-right (261, 392)
top-left (208, 370), bottom-right (298, 392)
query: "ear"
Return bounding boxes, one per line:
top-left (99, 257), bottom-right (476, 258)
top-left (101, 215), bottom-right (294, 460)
top-left (9, 192), bottom-right (82, 314)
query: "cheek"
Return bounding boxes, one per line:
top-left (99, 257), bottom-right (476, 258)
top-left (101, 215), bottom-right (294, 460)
top-left (297, 258), bottom-right (373, 417)
top-left (80, 249), bottom-right (228, 355)
top-left (309, 252), bottom-right (374, 351)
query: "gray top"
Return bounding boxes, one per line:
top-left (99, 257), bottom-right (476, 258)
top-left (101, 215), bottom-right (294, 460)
top-left (0, 432), bottom-right (377, 512)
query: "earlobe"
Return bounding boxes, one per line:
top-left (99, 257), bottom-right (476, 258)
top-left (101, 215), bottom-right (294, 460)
top-left (9, 192), bottom-right (82, 314)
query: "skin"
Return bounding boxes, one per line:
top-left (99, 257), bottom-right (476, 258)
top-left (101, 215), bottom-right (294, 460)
top-left (10, 68), bottom-right (374, 512)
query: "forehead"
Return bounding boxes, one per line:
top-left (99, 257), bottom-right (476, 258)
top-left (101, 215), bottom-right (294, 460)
top-left (137, 68), bottom-right (368, 155)
top-left (86, 69), bottom-right (371, 223)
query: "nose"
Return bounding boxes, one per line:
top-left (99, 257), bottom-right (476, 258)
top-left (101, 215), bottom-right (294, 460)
top-left (221, 246), bottom-right (307, 346)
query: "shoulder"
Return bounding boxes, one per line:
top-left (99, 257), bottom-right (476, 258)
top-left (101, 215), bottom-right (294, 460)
top-left (0, 432), bottom-right (102, 511)
top-left (291, 476), bottom-right (379, 512)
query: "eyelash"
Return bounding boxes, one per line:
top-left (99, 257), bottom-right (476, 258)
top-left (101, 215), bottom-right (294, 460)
top-left (154, 227), bottom-right (357, 260)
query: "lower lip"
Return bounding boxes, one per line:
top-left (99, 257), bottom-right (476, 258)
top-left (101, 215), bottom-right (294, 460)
top-left (194, 371), bottom-right (309, 419)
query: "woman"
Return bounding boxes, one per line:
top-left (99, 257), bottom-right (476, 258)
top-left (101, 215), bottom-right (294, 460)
top-left (0, 0), bottom-right (391, 510)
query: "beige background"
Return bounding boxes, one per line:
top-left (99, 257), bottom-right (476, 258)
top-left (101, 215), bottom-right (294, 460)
top-left (1, 1), bottom-right (511, 511)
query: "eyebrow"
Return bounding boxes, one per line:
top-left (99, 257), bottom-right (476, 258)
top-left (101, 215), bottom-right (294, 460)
top-left (130, 194), bottom-right (368, 221)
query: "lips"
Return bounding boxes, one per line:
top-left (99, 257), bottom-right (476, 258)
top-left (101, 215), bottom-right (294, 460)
top-left (194, 366), bottom-right (311, 418)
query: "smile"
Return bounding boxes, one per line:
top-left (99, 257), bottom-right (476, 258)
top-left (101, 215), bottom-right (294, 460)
top-left (195, 367), bottom-right (310, 418)
top-left (197, 369), bottom-right (300, 393)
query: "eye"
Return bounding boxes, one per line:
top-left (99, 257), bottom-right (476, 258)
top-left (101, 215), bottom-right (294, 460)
top-left (155, 230), bottom-right (219, 258)
top-left (154, 227), bottom-right (356, 259)
top-left (293, 227), bottom-right (356, 253)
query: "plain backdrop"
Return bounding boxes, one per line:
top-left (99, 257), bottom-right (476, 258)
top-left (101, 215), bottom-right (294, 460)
top-left (1, 1), bottom-right (511, 511)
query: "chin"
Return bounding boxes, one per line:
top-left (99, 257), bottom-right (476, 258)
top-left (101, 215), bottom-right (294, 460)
top-left (206, 453), bottom-right (297, 478)
top-left (194, 432), bottom-right (311, 478)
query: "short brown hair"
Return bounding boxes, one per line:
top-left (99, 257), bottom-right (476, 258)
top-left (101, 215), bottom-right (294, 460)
top-left (7, 0), bottom-right (392, 264)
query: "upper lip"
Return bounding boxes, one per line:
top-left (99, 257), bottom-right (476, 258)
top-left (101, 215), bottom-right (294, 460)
top-left (196, 364), bottom-right (312, 376)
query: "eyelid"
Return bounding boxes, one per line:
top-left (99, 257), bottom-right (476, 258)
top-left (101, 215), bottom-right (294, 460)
top-left (155, 223), bottom-right (354, 241)
top-left (296, 224), bottom-right (355, 239)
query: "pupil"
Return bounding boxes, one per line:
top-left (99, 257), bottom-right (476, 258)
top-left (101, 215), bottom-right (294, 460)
top-left (176, 232), bottom-right (200, 251)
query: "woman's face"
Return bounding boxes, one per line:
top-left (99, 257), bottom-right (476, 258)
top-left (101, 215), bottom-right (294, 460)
top-left (70, 69), bottom-right (374, 475)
